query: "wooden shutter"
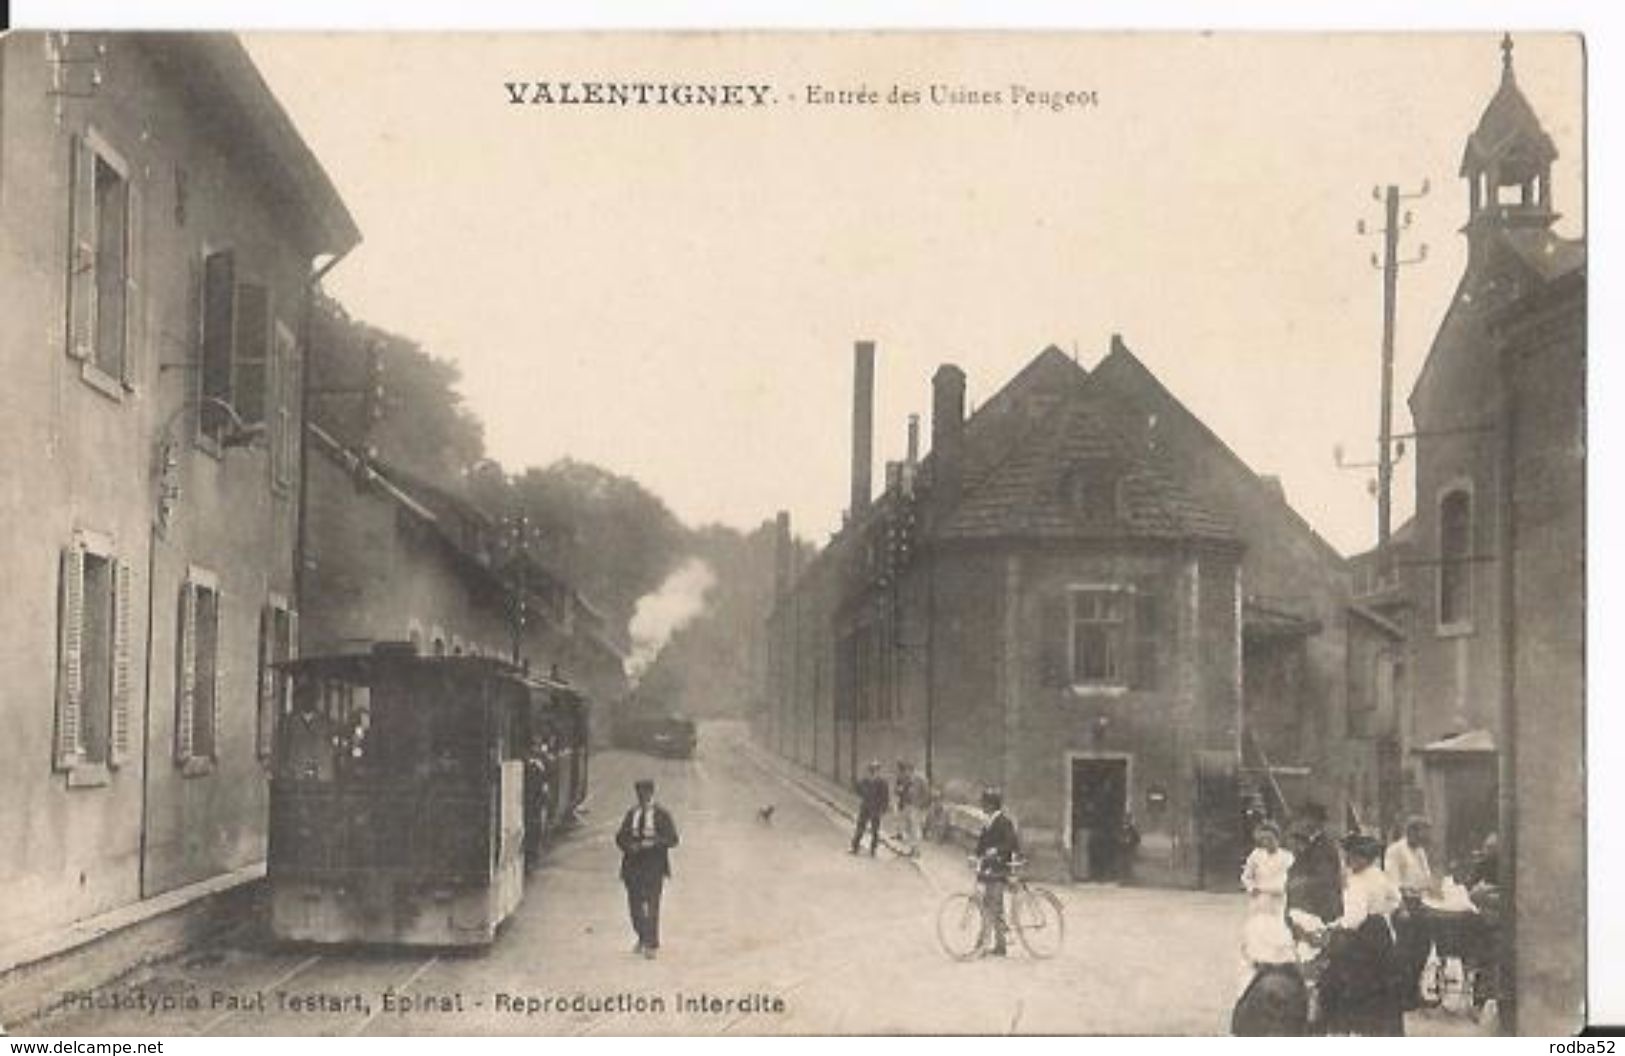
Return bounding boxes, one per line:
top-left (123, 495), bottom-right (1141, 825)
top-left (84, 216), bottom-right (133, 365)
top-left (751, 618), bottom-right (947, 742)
top-left (1132, 582), bottom-right (1161, 691)
top-left (210, 586), bottom-right (224, 760)
top-left (175, 583), bottom-right (197, 761)
top-left (66, 135), bottom-right (96, 362)
top-left (256, 605), bottom-right (272, 759)
top-left (55, 546), bottom-right (86, 769)
top-left (120, 178), bottom-right (142, 391)
top-left (1037, 590), bottom-right (1070, 688)
top-left (109, 558), bottom-right (133, 766)
top-left (287, 608), bottom-right (299, 661)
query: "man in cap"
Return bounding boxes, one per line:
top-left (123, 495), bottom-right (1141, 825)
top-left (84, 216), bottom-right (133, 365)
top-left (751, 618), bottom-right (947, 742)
top-left (849, 759), bottom-right (890, 856)
top-left (974, 787), bottom-right (1021, 956)
top-left (615, 778), bottom-right (679, 958)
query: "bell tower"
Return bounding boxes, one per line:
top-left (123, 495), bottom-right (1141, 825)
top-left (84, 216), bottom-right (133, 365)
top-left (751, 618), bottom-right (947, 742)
top-left (1460, 35), bottom-right (1559, 254)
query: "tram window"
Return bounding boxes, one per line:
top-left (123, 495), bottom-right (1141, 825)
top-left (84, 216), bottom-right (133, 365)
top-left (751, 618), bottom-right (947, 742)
top-left (279, 677), bottom-right (370, 782)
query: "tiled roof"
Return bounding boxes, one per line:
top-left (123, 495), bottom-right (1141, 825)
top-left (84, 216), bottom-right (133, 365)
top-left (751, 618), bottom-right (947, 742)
top-left (937, 386), bottom-right (1238, 544)
top-left (1499, 228), bottom-right (1586, 283)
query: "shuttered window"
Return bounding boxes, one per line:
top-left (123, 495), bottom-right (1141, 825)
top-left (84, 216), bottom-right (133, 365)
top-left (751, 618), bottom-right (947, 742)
top-left (257, 597), bottom-right (297, 759)
top-left (54, 532), bottom-right (131, 781)
top-left (66, 131), bottom-right (142, 392)
top-left (175, 569), bottom-right (222, 772)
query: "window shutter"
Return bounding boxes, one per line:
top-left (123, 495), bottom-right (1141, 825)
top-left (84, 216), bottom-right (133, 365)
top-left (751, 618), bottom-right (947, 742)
top-left (55, 546), bottom-right (86, 769)
top-left (1038, 590), bottom-right (1069, 688)
top-left (1132, 583), bottom-right (1161, 691)
top-left (110, 558), bottom-right (133, 766)
top-left (175, 583), bottom-right (197, 761)
top-left (120, 177), bottom-right (142, 391)
top-left (211, 587), bottom-right (224, 760)
top-left (256, 605), bottom-right (272, 759)
top-left (66, 135), bottom-right (96, 362)
top-left (288, 608), bottom-right (300, 660)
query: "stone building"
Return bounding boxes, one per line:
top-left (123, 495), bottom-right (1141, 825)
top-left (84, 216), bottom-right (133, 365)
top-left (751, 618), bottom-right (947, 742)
top-left (0, 32), bottom-right (357, 959)
top-left (301, 425), bottom-right (629, 713)
top-left (764, 338), bottom-right (1356, 888)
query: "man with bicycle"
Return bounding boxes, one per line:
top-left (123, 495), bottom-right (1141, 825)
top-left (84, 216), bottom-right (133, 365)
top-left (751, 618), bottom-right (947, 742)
top-left (974, 787), bottom-right (1020, 957)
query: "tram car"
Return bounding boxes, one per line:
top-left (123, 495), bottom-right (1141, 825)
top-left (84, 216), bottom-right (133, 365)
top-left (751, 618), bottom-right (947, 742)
top-left (266, 645), bottom-right (590, 947)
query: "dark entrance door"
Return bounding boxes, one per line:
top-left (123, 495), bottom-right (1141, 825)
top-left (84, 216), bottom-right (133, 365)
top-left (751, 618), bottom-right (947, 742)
top-left (1071, 757), bottom-right (1128, 881)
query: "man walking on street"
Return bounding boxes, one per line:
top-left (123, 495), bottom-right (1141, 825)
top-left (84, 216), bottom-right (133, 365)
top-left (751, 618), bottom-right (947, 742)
top-left (616, 778), bottom-right (679, 959)
top-left (850, 760), bottom-right (890, 856)
top-left (894, 760), bottom-right (928, 857)
top-left (975, 787), bottom-right (1020, 956)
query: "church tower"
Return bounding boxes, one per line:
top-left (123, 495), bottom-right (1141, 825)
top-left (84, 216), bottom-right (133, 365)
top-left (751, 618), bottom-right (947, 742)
top-left (1460, 35), bottom-right (1560, 261)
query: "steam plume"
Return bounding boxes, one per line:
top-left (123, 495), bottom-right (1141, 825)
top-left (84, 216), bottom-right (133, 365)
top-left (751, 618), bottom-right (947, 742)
top-left (625, 557), bottom-right (717, 684)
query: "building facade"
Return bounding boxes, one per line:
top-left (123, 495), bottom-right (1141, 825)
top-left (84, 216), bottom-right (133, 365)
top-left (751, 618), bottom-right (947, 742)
top-left (0, 33), bottom-right (358, 950)
top-left (764, 339), bottom-right (1356, 888)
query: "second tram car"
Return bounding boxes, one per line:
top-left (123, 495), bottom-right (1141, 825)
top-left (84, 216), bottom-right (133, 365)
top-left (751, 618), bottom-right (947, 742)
top-left (267, 646), bottom-right (590, 947)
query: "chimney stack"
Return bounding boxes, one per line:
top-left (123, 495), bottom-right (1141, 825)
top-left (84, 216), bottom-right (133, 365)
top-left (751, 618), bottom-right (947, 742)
top-left (906, 413), bottom-right (920, 465)
top-left (850, 340), bottom-right (876, 518)
top-left (932, 364), bottom-right (966, 499)
top-left (773, 510), bottom-right (792, 600)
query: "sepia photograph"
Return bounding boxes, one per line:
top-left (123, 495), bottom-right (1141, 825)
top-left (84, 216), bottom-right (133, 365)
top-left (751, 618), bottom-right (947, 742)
top-left (0, 20), bottom-right (1597, 1038)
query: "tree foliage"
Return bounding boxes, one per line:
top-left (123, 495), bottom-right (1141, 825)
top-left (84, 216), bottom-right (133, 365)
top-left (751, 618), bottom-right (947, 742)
top-left (308, 292), bottom-right (485, 486)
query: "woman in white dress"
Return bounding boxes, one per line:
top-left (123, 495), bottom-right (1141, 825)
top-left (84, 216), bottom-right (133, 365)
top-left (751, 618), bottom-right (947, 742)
top-left (1241, 821), bottom-right (1296, 919)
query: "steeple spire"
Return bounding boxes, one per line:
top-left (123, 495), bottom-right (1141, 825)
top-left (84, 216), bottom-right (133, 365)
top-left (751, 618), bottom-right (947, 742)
top-left (1460, 33), bottom-right (1558, 240)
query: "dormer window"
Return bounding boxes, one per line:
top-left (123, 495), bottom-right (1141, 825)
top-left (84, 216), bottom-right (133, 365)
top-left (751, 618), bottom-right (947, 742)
top-left (1062, 461), bottom-right (1124, 524)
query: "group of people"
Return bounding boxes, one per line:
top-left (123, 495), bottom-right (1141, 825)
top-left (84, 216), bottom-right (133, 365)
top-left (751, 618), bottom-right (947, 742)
top-left (1234, 803), bottom-right (1499, 1036)
top-left (849, 758), bottom-right (931, 857)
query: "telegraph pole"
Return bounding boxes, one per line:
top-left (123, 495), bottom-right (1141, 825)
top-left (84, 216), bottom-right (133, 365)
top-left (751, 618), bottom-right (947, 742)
top-left (1355, 181), bottom-right (1430, 573)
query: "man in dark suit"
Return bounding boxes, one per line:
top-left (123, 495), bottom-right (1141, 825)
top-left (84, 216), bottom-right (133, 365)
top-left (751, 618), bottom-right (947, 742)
top-left (1286, 801), bottom-right (1344, 925)
top-left (615, 778), bottom-right (679, 959)
top-left (849, 760), bottom-right (890, 856)
top-left (974, 787), bottom-right (1020, 956)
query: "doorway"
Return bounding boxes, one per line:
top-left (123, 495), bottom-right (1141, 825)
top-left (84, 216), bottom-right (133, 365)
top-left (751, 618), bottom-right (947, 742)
top-left (1070, 755), bottom-right (1129, 881)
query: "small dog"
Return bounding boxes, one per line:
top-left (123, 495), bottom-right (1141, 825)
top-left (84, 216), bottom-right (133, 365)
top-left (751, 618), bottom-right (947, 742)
top-left (756, 804), bottom-right (776, 825)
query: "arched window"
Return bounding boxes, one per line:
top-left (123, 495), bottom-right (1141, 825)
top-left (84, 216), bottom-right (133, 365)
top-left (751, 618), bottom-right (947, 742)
top-left (1438, 487), bottom-right (1473, 629)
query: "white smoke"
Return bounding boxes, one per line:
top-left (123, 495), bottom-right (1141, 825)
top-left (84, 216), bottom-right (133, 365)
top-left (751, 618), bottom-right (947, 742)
top-left (625, 557), bottom-right (718, 685)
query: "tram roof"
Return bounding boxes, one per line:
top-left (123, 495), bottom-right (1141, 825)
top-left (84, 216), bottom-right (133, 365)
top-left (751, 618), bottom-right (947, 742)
top-left (279, 651), bottom-right (585, 698)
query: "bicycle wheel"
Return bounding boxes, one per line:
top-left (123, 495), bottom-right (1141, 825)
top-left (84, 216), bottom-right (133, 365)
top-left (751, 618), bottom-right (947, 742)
top-left (1012, 885), bottom-right (1066, 959)
top-left (936, 893), bottom-right (987, 961)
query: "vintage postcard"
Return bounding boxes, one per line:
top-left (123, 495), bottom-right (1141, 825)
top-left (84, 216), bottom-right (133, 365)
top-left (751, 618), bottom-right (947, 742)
top-left (0, 29), bottom-right (1589, 1037)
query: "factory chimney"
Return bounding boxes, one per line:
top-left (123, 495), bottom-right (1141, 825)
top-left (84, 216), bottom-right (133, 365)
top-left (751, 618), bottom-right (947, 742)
top-left (850, 340), bottom-right (876, 518)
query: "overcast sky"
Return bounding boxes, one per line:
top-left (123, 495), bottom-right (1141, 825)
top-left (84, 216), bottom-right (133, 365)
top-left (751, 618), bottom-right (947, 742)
top-left (244, 32), bottom-right (1583, 555)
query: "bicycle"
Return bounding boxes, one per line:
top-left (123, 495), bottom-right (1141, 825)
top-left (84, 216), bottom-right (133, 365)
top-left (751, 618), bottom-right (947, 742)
top-left (936, 856), bottom-right (1066, 960)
